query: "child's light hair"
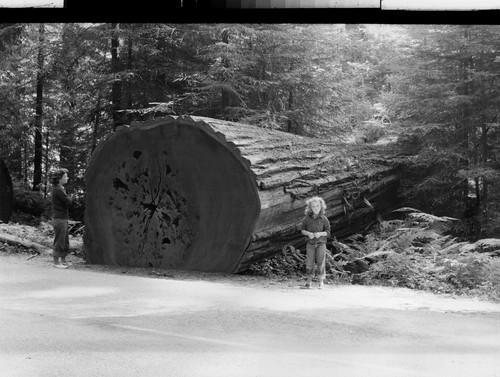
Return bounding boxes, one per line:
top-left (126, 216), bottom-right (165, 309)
top-left (304, 196), bottom-right (327, 216)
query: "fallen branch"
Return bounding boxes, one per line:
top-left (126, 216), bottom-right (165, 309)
top-left (282, 244), bottom-right (305, 263)
top-left (0, 232), bottom-right (52, 255)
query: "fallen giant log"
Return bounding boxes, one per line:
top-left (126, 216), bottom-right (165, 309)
top-left (0, 159), bottom-right (13, 223)
top-left (84, 116), bottom-right (400, 273)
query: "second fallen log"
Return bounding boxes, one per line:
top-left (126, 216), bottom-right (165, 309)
top-left (0, 232), bottom-right (52, 255)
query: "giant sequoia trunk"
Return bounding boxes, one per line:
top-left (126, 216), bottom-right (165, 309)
top-left (0, 159), bottom-right (13, 223)
top-left (84, 116), bottom-right (399, 273)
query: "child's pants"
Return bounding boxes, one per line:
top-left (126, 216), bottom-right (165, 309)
top-left (306, 242), bottom-right (326, 279)
top-left (52, 218), bottom-right (69, 258)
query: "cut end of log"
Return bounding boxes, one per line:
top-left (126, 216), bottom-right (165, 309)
top-left (84, 116), bottom-right (261, 272)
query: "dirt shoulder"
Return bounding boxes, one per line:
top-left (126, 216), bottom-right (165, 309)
top-left (3, 246), bottom-right (500, 315)
top-left (1, 221), bottom-right (499, 307)
top-left (0, 221), bottom-right (310, 290)
top-left (0, 244), bottom-right (301, 290)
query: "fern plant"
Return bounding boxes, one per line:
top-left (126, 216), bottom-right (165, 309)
top-left (247, 207), bottom-right (500, 301)
top-left (483, 258), bottom-right (500, 299)
top-left (355, 208), bottom-right (498, 298)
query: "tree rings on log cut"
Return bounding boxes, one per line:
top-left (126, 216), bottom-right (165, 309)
top-left (84, 116), bottom-right (261, 272)
top-left (0, 159), bottom-right (13, 223)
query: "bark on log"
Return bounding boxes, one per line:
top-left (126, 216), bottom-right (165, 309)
top-left (0, 232), bottom-right (52, 255)
top-left (0, 159), bottom-right (14, 223)
top-left (84, 116), bottom-right (400, 273)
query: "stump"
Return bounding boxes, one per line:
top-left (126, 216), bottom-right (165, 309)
top-left (0, 159), bottom-right (13, 223)
top-left (84, 116), bottom-right (400, 273)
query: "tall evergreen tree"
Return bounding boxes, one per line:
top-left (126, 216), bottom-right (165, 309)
top-left (33, 23), bottom-right (45, 191)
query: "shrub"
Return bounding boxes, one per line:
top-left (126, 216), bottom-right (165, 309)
top-left (358, 252), bottom-right (420, 288)
top-left (484, 258), bottom-right (500, 300)
top-left (436, 253), bottom-right (491, 290)
top-left (13, 187), bottom-right (48, 217)
top-left (356, 120), bottom-right (387, 144)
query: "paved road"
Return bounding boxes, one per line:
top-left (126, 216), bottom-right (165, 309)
top-left (1, 259), bottom-right (499, 377)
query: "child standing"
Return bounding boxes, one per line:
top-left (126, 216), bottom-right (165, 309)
top-left (50, 168), bottom-right (73, 268)
top-left (300, 196), bottom-right (331, 289)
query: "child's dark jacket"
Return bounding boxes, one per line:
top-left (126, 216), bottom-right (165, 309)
top-left (300, 213), bottom-right (331, 244)
top-left (51, 186), bottom-right (72, 219)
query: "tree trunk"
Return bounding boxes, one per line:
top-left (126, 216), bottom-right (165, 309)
top-left (111, 23), bottom-right (122, 132)
top-left (84, 116), bottom-right (400, 273)
top-left (57, 24), bottom-right (77, 183)
top-left (59, 112), bottom-right (75, 182)
top-left (32, 23), bottom-right (45, 192)
top-left (22, 137), bottom-right (28, 185)
top-left (0, 159), bottom-right (13, 223)
top-left (481, 82), bottom-right (489, 215)
top-left (220, 28), bottom-right (231, 117)
top-left (287, 55), bottom-right (295, 133)
top-left (91, 98), bottom-right (102, 153)
top-left (43, 116), bottom-right (51, 198)
top-left (461, 27), bottom-right (478, 229)
top-left (126, 34), bottom-right (133, 111)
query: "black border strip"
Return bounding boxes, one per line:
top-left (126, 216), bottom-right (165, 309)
top-left (0, 9), bottom-right (498, 24)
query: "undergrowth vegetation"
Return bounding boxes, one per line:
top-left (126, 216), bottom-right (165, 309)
top-left (247, 208), bottom-right (500, 301)
top-left (2, 201), bottom-right (499, 301)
